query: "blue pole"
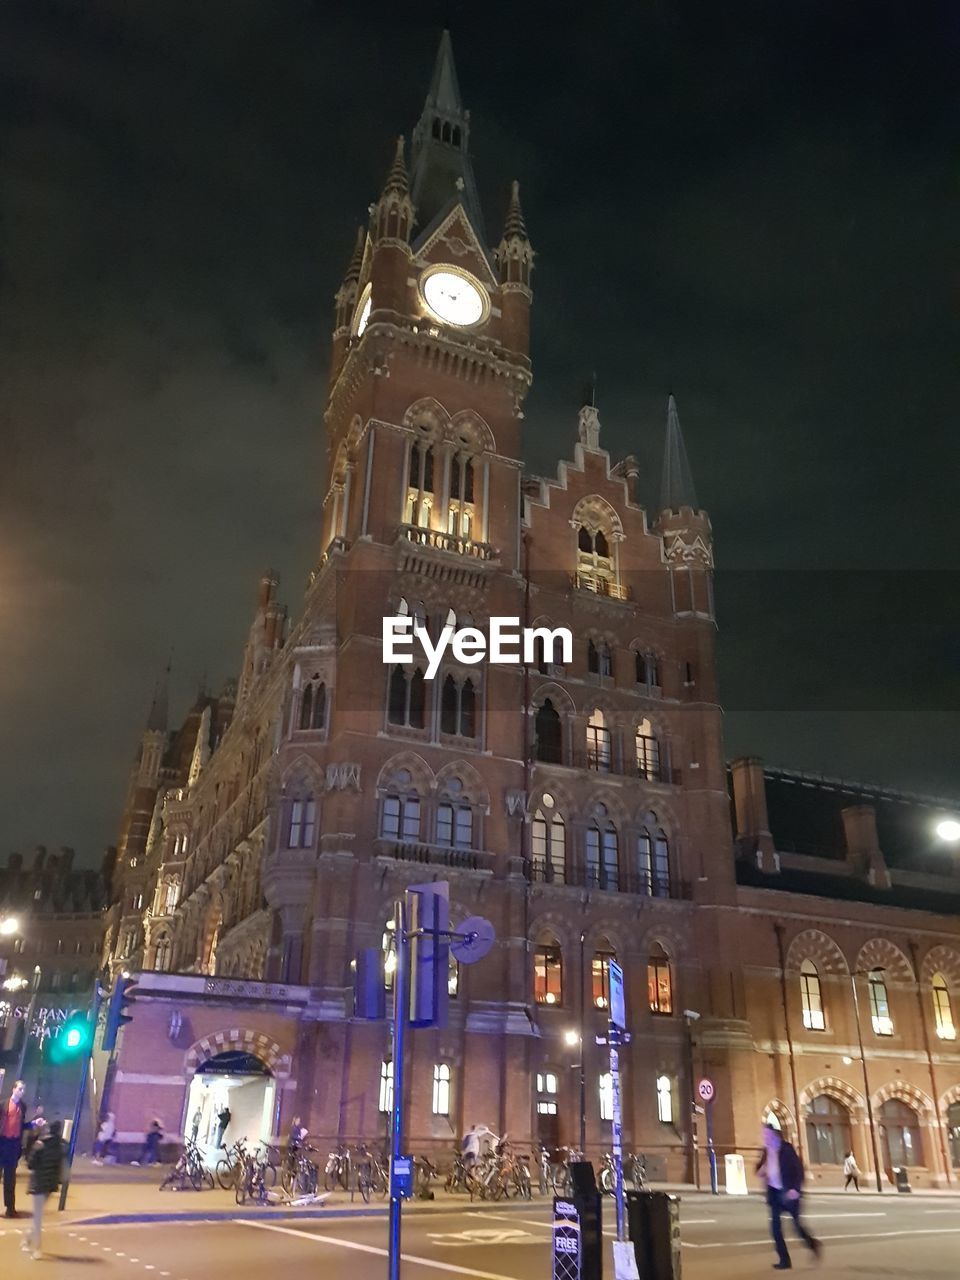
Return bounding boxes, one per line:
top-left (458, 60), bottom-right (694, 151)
top-left (388, 898), bottom-right (409, 1280)
top-left (609, 1025), bottom-right (626, 1240)
top-left (706, 1100), bottom-right (718, 1195)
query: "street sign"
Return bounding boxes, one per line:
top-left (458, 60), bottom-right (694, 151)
top-left (609, 959), bottom-right (626, 1031)
top-left (391, 1155), bottom-right (413, 1199)
top-left (697, 1077), bottom-right (715, 1104)
top-left (552, 1197), bottom-right (581, 1280)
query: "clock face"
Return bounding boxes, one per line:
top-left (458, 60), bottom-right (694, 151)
top-left (354, 285), bottom-right (372, 336)
top-left (420, 267), bottom-right (489, 328)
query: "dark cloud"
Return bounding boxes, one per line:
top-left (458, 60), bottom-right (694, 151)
top-left (1, 0), bottom-right (958, 860)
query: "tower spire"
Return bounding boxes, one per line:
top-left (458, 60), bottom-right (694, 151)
top-left (577, 378), bottom-right (601, 450)
top-left (410, 31), bottom-right (485, 239)
top-left (382, 134), bottom-right (410, 197)
top-left (660, 394), bottom-right (698, 511)
top-left (146, 655), bottom-right (170, 732)
top-left (344, 225), bottom-right (365, 283)
top-left (495, 179), bottom-right (534, 296)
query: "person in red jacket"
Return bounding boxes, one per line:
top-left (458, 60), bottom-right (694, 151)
top-left (0, 1080), bottom-right (30, 1218)
top-left (757, 1124), bottom-right (822, 1270)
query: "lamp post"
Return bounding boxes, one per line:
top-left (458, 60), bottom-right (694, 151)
top-left (564, 1028), bottom-right (586, 1156)
top-left (683, 1009), bottom-right (701, 1189)
top-left (15, 966), bottom-right (42, 1083)
top-left (850, 967), bottom-right (884, 1193)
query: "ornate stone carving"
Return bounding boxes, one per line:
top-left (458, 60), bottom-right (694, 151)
top-left (325, 762), bottom-right (361, 792)
top-left (505, 789), bottom-right (527, 817)
top-left (663, 532), bottom-right (714, 568)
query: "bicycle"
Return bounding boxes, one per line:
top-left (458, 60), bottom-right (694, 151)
top-left (215, 1138), bottom-right (249, 1191)
top-left (628, 1152), bottom-right (647, 1191)
top-left (283, 1144), bottom-right (319, 1196)
top-left (160, 1146), bottom-right (203, 1192)
top-left (324, 1142), bottom-right (351, 1192)
top-left (414, 1155), bottom-right (438, 1200)
top-left (354, 1143), bottom-right (388, 1202)
top-left (235, 1147), bottom-right (275, 1206)
top-left (445, 1150), bottom-right (479, 1196)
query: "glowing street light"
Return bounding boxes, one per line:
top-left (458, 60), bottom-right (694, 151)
top-left (2, 974), bottom-right (29, 992)
top-left (936, 819), bottom-right (960, 843)
top-left (564, 1028), bottom-right (580, 1048)
top-left (0, 915), bottom-right (19, 937)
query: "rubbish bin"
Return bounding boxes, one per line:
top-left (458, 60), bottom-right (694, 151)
top-left (892, 1166), bottom-right (912, 1193)
top-left (627, 1190), bottom-right (682, 1280)
top-left (723, 1154), bottom-right (748, 1195)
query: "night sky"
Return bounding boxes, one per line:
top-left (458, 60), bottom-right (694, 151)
top-left (2, 1), bottom-right (958, 862)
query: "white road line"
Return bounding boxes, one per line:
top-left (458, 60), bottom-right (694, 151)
top-left (680, 1219), bottom-right (718, 1224)
top-left (806, 1212), bottom-right (886, 1219)
top-left (237, 1219), bottom-right (526, 1280)
top-left (691, 1226), bottom-right (960, 1250)
top-left (923, 1209), bottom-right (959, 1215)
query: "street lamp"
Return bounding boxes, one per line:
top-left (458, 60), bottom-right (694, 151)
top-left (0, 915), bottom-right (19, 937)
top-left (850, 967), bottom-right (884, 1193)
top-left (683, 1010), bottom-right (702, 1189)
top-left (565, 1028), bottom-right (586, 1155)
top-left (936, 819), bottom-right (960, 843)
top-left (15, 966), bottom-right (42, 1081)
top-left (2, 974), bottom-right (29, 993)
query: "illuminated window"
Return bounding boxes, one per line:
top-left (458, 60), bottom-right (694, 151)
top-left (537, 1070), bottom-right (559, 1115)
top-left (534, 940), bottom-right (563, 1006)
top-left (656, 1075), bottom-right (673, 1123)
top-left (878, 1099), bottom-right (922, 1167)
top-left (648, 945), bottom-right (673, 1015)
top-left (432, 1063), bottom-right (451, 1116)
top-left (592, 946), bottom-right (615, 1010)
top-left (154, 934), bottom-right (171, 973)
top-left (869, 971), bottom-right (893, 1036)
top-left (405, 440), bottom-right (435, 527)
top-left (800, 959), bottom-right (825, 1030)
top-left (448, 954), bottom-right (459, 998)
top-left (447, 453), bottom-right (476, 541)
top-left (599, 1072), bottom-right (613, 1121)
top-left (635, 719), bottom-right (662, 781)
top-left (933, 974), bottom-right (955, 1040)
top-left (378, 1060), bottom-right (394, 1113)
top-left (531, 805), bottom-right (566, 884)
top-left (586, 708), bottom-right (612, 772)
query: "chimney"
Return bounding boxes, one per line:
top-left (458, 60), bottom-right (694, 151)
top-left (841, 805), bottom-right (891, 889)
top-left (729, 758), bottom-right (778, 873)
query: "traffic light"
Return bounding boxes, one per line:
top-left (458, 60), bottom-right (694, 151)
top-left (102, 975), bottom-right (138, 1051)
top-left (354, 948), bottom-right (387, 1020)
top-left (407, 882), bottom-right (449, 1029)
top-left (48, 1009), bottom-right (93, 1064)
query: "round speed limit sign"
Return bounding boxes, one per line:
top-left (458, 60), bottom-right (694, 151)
top-left (697, 1078), bottom-right (715, 1104)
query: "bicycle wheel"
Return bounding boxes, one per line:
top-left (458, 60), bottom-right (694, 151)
top-left (201, 1165), bottom-right (215, 1191)
top-left (552, 1166), bottom-right (570, 1195)
top-left (599, 1167), bottom-right (614, 1196)
top-left (216, 1158), bottom-right (235, 1191)
top-left (323, 1161), bottom-right (339, 1192)
top-left (235, 1177), bottom-right (248, 1206)
top-left (338, 1160), bottom-right (351, 1191)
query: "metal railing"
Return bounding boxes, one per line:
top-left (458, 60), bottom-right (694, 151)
top-left (533, 747), bottom-right (677, 785)
top-left (527, 860), bottom-right (681, 899)
top-left (378, 841), bottom-right (495, 873)
top-left (573, 572), bottom-right (629, 600)
top-left (399, 524), bottom-right (496, 561)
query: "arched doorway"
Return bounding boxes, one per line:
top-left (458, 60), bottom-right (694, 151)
top-left (878, 1098), bottom-right (923, 1170)
top-left (184, 1050), bottom-right (276, 1160)
top-left (805, 1094), bottom-right (852, 1166)
top-left (948, 1101), bottom-right (960, 1170)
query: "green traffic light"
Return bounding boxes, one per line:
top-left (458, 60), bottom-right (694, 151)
top-left (65, 1028), bottom-right (82, 1049)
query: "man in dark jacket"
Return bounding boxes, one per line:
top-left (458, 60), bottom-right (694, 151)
top-left (25, 1119), bottom-right (63, 1260)
top-left (758, 1124), bottom-right (822, 1270)
top-left (0, 1080), bottom-right (29, 1218)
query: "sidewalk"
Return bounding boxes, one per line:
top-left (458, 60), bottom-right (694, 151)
top-left (11, 1160), bottom-right (960, 1227)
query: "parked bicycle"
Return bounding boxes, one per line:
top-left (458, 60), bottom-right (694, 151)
top-left (235, 1146), bottom-right (275, 1206)
top-left (160, 1140), bottom-right (211, 1192)
top-left (354, 1142), bottom-right (388, 1203)
top-left (215, 1138), bottom-right (249, 1191)
top-left (282, 1143), bottom-right (320, 1196)
top-left (445, 1149), bottom-right (479, 1197)
top-left (324, 1142), bottom-right (352, 1192)
top-left (414, 1155), bottom-right (439, 1200)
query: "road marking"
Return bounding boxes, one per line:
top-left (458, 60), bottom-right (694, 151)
top-left (680, 1219), bottom-right (718, 1224)
top-left (427, 1227), bottom-right (540, 1247)
top-left (924, 1210), bottom-right (959, 1214)
top-left (690, 1227), bottom-right (960, 1250)
top-left (237, 1219), bottom-right (527, 1279)
top-left (806, 1212), bottom-right (886, 1219)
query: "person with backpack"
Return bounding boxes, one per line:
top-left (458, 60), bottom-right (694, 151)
top-left (24, 1119), bottom-right (63, 1260)
top-left (757, 1123), bottom-right (822, 1270)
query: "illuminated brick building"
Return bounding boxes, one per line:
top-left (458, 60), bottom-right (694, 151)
top-left (101, 33), bottom-right (960, 1185)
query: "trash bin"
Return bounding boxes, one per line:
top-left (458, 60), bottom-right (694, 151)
top-left (892, 1166), bottom-right (911, 1193)
top-left (627, 1190), bottom-right (682, 1280)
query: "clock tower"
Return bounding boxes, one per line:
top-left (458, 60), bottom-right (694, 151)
top-left (320, 29), bottom-right (533, 563)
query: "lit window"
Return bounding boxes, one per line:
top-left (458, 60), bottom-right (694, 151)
top-left (800, 959), bottom-right (825, 1030)
top-left (586, 708), bottom-right (611, 772)
top-left (869, 971), bottom-right (893, 1036)
top-left (635, 719), bottom-right (661, 781)
top-left (405, 440), bottom-right (435, 528)
top-left (432, 1063), bottom-right (451, 1116)
top-left (534, 942), bottom-right (563, 1005)
top-left (378, 1060), bottom-right (394, 1113)
top-left (933, 973), bottom-right (955, 1040)
top-left (592, 948), bottom-right (615, 1010)
top-left (599, 1072), bottom-right (613, 1121)
top-left (656, 1075), bottom-right (673, 1123)
top-left (537, 1070), bottom-right (559, 1115)
top-left (648, 945), bottom-right (673, 1015)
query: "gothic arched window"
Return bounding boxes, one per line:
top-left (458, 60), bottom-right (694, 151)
top-left (637, 822), bottom-right (671, 897)
top-left (933, 973), bottom-right (956, 1040)
top-left (800, 959), bottom-right (825, 1030)
top-left (531, 799), bottom-right (566, 884)
top-left (635, 718), bottom-right (662, 781)
top-left (586, 708), bottom-right (612, 772)
top-left (388, 666), bottom-right (426, 728)
top-left (585, 810), bottom-right (619, 891)
top-left (405, 440), bottom-right (435, 528)
top-left (299, 678), bottom-right (326, 731)
top-left (441, 674), bottom-right (477, 738)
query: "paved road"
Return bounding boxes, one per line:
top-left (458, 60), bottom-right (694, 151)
top-left (2, 1193), bottom-right (958, 1277)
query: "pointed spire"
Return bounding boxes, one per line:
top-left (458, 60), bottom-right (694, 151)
top-left (577, 380), bottom-right (601, 450)
top-left (427, 29), bottom-right (463, 116)
top-left (382, 135), bottom-right (409, 197)
top-left (660, 394), bottom-right (699, 511)
top-left (344, 226), bottom-right (364, 283)
top-left (146, 656), bottom-right (170, 732)
top-left (502, 180), bottom-right (528, 241)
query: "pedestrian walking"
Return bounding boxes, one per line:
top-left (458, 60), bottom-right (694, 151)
top-left (23, 1119), bottom-right (63, 1260)
top-left (757, 1123), bottom-right (822, 1270)
top-left (460, 1123), bottom-right (493, 1170)
top-left (190, 1107), bottom-right (202, 1145)
top-left (0, 1080), bottom-right (30, 1218)
top-left (213, 1105), bottom-right (231, 1150)
top-left (93, 1113), bottom-right (116, 1164)
top-left (843, 1151), bottom-right (861, 1191)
